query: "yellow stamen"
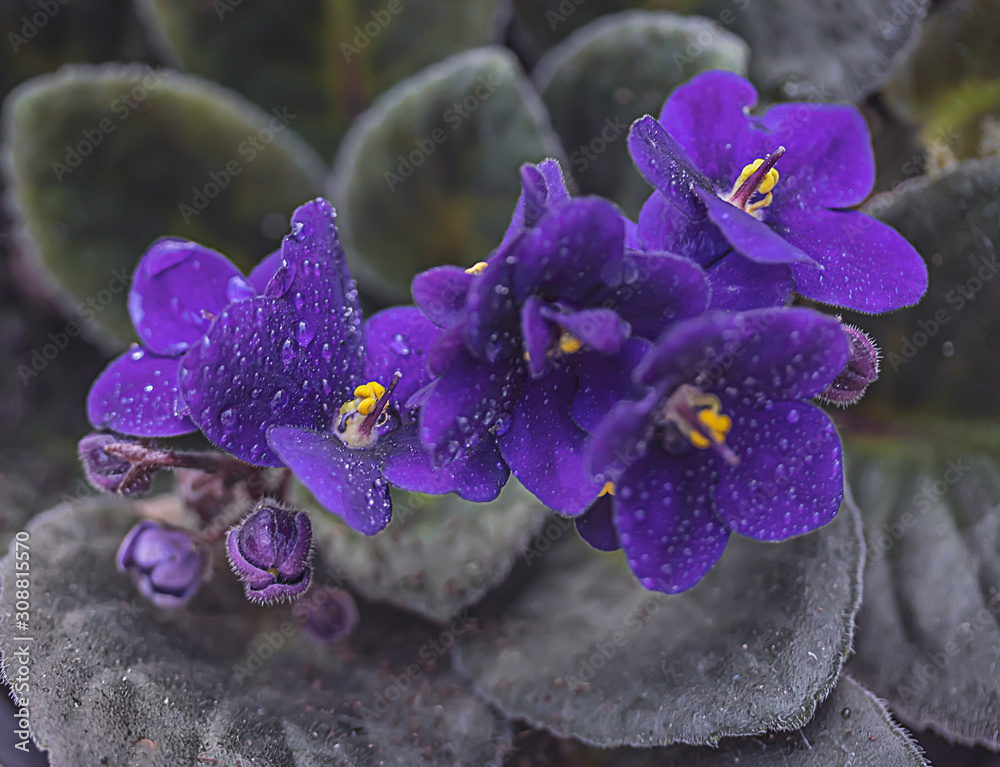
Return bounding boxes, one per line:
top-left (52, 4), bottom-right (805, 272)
top-left (267, 566), bottom-right (281, 577)
top-left (731, 158), bottom-right (780, 212)
top-left (687, 408), bottom-right (732, 450)
top-left (558, 332), bottom-right (582, 355)
top-left (599, 482), bottom-right (615, 497)
top-left (465, 261), bottom-right (488, 275)
top-left (340, 381), bottom-right (386, 417)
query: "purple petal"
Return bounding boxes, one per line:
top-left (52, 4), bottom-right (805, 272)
top-left (715, 403), bottom-right (842, 540)
top-left (704, 253), bottom-right (794, 311)
top-left (512, 198), bottom-right (625, 303)
top-left (427, 320), bottom-right (468, 377)
top-left (364, 307), bottom-right (440, 407)
top-left (267, 427), bottom-right (391, 535)
top-left (572, 338), bottom-right (649, 432)
top-left (779, 207), bottom-right (929, 313)
top-left (587, 387), bottom-right (660, 478)
top-left (627, 116), bottom-right (713, 221)
top-left (500, 159), bottom-right (572, 251)
top-left (412, 266), bottom-right (472, 327)
top-left (637, 309), bottom-right (850, 403)
top-left (616, 447), bottom-right (730, 593)
top-left (597, 251), bottom-right (710, 339)
top-left (419, 345), bottom-right (525, 461)
top-left (657, 70), bottom-right (761, 187)
top-left (465, 255), bottom-right (521, 363)
top-left (498, 367), bottom-right (603, 515)
top-left (542, 307), bottom-right (629, 355)
top-left (694, 188), bottom-right (817, 267)
top-left (87, 348), bottom-right (196, 436)
top-left (758, 103), bottom-right (874, 208)
top-left (179, 200), bottom-right (365, 466)
top-left (380, 423), bottom-right (508, 502)
top-left (636, 192), bottom-right (730, 264)
top-left (128, 239), bottom-right (244, 355)
top-left (521, 296), bottom-right (556, 379)
top-left (574, 494), bottom-right (621, 552)
top-left (249, 250), bottom-right (284, 293)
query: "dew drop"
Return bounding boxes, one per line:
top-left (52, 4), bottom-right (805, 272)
top-left (786, 409), bottom-right (800, 424)
top-left (280, 339), bottom-right (295, 366)
top-left (296, 320), bottom-right (316, 346)
top-left (270, 388), bottom-right (289, 415)
top-left (219, 407), bottom-right (237, 428)
top-left (390, 333), bottom-right (410, 356)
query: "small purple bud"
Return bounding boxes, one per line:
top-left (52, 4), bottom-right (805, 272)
top-left (296, 587), bottom-right (358, 643)
top-left (79, 433), bottom-right (152, 495)
top-left (116, 520), bottom-right (207, 608)
top-left (227, 503), bottom-right (312, 604)
top-left (818, 324), bottom-right (880, 406)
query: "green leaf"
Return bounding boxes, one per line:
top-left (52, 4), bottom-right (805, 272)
top-left (595, 676), bottom-right (927, 766)
top-left (846, 433), bottom-right (1000, 750)
top-left (137, 0), bottom-right (503, 161)
top-left (2, 64), bottom-right (326, 347)
top-left (884, 0), bottom-right (1000, 163)
top-left (455, 494), bottom-right (864, 747)
top-left (331, 47), bottom-right (565, 302)
top-left (0, 498), bottom-right (511, 765)
top-left (533, 11), bottom-right (748, 217)
top-left (296, 478), bottom-right (550, 623)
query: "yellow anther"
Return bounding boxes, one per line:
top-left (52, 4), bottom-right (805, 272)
top-left (599, 482), bottom-right (615, 497)
top-left (688, 409), bottom-right (732, 449)
top-left (465, 261), bottom-right (489, 275)
top-left (340, 381), bottom-right (386, 417)
top-left (731, 158), bottom-right (780, 213)
top-left (558, 332), bottom-right (582, 355)
top-left (267, 566), bottom-right (281, 577)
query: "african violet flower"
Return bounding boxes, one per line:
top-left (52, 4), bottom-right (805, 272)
top-left (412, 189), bottom-right (710, 515)
top-left (87, 238), bottom-right (281, 437)
top-left (628, 69), bottom-right (927, 313)
top-left (177, 198), bottom-right (508, 534)
top-left (588, 307), bottom-right (850, 594)
top-left (227, 503), bottom-right (313, 604)
top-left (117, 520), bottom-right (208, 608)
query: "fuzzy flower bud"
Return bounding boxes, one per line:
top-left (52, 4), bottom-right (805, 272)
top-left (817, 324), bottom-right (880, 406)
top-left (116, 520), bottom-right (207, 608)
top-left (79, 433), bottom-right (152, 495)
top-left (227, 503), bottom-right (313, 604)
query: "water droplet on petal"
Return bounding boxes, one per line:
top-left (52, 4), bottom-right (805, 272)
top-left (786, 409), bottom-right (800, 424)
top-left (296, 320), bottom-right (315, 346)
top-left (280, 339), bottom-right (295, 367)
top-left (270, 388), bottom-right (289, 415)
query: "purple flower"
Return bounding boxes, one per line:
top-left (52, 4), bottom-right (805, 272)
top-left (628, 70), bottom-right (927, 313)
top-left (227, 504), bottom-right (313, 604)
top-left (178, 198), bottom-right (508, 534)
top-left (293, 587), bottom-right (359, 643)
top-left (116, 520), bottom-right (207, 608)
top-left (589, 308), bottom-right (850, 593)
top-left (413, 189), bottom-right (710, 516)
top-left (87, 239), bottom-right (281, 437)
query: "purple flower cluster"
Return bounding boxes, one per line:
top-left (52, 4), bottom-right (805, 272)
top-left (89, 70), bottom-right (926, 597)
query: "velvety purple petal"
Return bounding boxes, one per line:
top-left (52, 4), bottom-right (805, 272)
top-left (596, 251), bottom-right (710, 339)
top-left (637, 309), bottom-right (850, 403)
top-left (758, 103), bottom-right (874, 208)
top-left (465, 255), bottom-right (521, 363)
top-left (267, 427), bottom-right (391, 535)
top-left (364, 307), bottom-right (440, 407)
top-left (419, 345), bottom-right (525, 462)
top-left (657, 70), bottom-right (760, 187)
top-left (715, 403), bottom-right (842, 541)
top-left (779, 207), bottom-right (929, 313)
top-left (380, 422), bottom-right (508, 501)
top-left (574, 494), bottom-right (621, 552)
top-left (521, 296), bottom-right (555, 379)
top-left (498, 367), bottom-right (603, 515)
top-left (704, 253), bottom-right (794, 311)
top-left (411, 266), bottom-right (472, 327)
top-left (623, 217), bottom-right (642, 249)
top-left (499, 159), bottom-right (571, 250)
top-left (179, 200), bottom-right (366, 466)
top-left (572, 338), bottom-right (649, 432)
top-left (695, 188), bottom-right (817, 267)
top-left (88, 347), bottom-right (196, 436)
top-left (543, 306), bottom-right (628, 355)
top-left (249, 250), bottom-right (283, 293)
top-left (616, 447), bottom-right (730, 593)
top-left (636, 192), bottom-right (730, 264)
top-left (128, 239), bottom-right (244, 355)
top-left (587, 387), bottom-right (660, 479)
top-left (628, 116), bottom-right (714, 221)
top-left (512, 198), bottom-right (625, 303)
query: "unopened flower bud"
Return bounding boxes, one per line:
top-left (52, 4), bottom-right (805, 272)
top-left (818, 324), bottom-right (880, 406)
top-left (295, 587), bottom-right (358, 643)
top-left (79, 433), bottom-right (152, 495)
top-left (116, 520), bottom-right (207, 608)
top-left (227, 503), bottom-right (312, 604)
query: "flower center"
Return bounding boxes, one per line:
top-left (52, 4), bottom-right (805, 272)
top-left (658, 383), bottom-right (739, 466)
top-left (558, 331), bottom-right (582, 355)
top-left (726, 146), bottom-right (784, 214)
top-left (335, 373), bottom-right (401, 448)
